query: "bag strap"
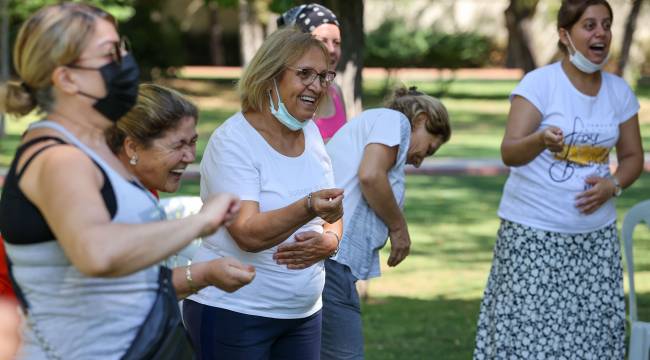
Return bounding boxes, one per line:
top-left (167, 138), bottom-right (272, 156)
top-left (5, 254), bottom-right (62, 360)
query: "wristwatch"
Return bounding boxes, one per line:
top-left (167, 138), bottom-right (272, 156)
top-left (324, 231), bottom-right (341, 258)
top-left (611, 176), bottom-right (622, 197)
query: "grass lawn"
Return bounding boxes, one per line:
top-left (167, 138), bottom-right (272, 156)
top-left (168, 173), bottom-right (650, 360)
top-left (2, 76), bottom-right (650, 359)
top-left (2, 78), bottom-right (650, 167)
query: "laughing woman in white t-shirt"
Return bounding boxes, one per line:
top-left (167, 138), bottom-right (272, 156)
top-left (183, 28), bottom-right (344, 360)
top-left (474, 1), bottom-right (643, 359)
top-left (279, 87), bottom-right (450, 359)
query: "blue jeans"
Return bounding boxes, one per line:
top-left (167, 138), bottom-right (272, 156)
top-left (183, 300), bottom-right (322, 360)
top-left (321, 259), bottom-right (364, 360)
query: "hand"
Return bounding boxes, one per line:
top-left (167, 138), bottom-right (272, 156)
top-left (387, 223), bottom-right (411, 267)
top-left (273, 231), bottom-right (337, 270)
top-left (310, 188), bottom-right (344, 223)
top-left (202, 257), bottom-right (256, 293)
top-left (540, 126), bottom-right (564, 153)
top-left (198, 193), bottom-right (240, 237)
top-left (575, 176), bottom-right (616, 214)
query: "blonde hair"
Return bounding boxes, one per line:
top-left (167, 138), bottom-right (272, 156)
top-left (238, 27), bottom-right (331, 113)
top-left (106, 83), bottom-right (198, 153)
top-left (385, 86), bottom-right (451, 142)
top-left (0, 2), bottom-right (115, 116)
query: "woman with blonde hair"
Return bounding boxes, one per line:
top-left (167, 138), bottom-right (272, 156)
top-left (276, 86), bottom-right (451, 359)
top-left (183, 27), bottom-right (344, 359)
top-left (277, 3), bottom-right (347, 142)
top-left (0, 3), bottom-right (241, 358)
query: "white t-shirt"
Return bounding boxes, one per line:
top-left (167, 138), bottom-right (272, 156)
top-left (498, 62), bottom-right (640, 233)
top-left (188, 112), bottom-right (335, 319)
top-left (326, 109), bottom-right (409, 278)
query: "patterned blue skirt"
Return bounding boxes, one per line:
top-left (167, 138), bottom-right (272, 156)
top-left (473, 220), bottom-right (625, 360)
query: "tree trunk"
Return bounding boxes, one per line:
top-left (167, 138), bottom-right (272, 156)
top-left (317, 0), bottom-right (364, 118)
top-left (616, 0), bottom-right (643, 76)
top-left (0, 0), bottom-right (9, 138)
top-left (208, 2), bottom-right (226, 66)
top-left (238, 0), bottom-right (265, 66)
top-left (504, 0), bottom-right (538, 73)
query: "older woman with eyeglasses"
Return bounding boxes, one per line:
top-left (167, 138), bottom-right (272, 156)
top-left (277, 3), bottom-right (347, 143)
top-left (182, 27), bottom-right (343, 359)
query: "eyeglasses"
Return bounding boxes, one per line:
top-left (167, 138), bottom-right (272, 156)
top-left (108, 37), bottom-right (131, 65)
top-left (70, 37), bottom-right (131, 67)
top-left (286, 66), bottom-right (336, 87)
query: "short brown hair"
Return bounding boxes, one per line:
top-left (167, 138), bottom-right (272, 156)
top-left (1, 3), bottom-right (115, 116)
top-left (106, 83), bottom-right (198, 153)
top-left (384, 86), bottom-right (451, 143)
top-left (237, 27), bottom-right (330, 113)
top-left (557, 0), bottom-right (613, 53)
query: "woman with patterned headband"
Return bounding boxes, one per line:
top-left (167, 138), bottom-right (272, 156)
top-left (278, 3), bottom-right (347, 143)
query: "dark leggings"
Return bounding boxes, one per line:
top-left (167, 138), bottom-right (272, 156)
top-left (183, 299), bottom-right (322, 360)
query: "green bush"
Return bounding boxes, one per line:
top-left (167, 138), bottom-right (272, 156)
top-left (365, 19), bottom-right (430, 68)
top-left (119, 2), bottom-right (185, 79)
top-left (365, 18), bottom-right (494, 69)
top-left (423, 31), bottom-right (493, 68)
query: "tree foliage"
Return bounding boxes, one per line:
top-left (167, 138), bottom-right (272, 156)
top-left (9, 0), bottom-right (136, 21)
top-left (365, 18), bottom-right (429, 68)
top-left (365, 19), bottom-right (493, 69)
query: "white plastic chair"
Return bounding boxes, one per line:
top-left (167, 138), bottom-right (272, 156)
top-left (159, 196), bottom-right (204, 318)
top-left (159, 196), bottom-right (203, 268)
top-left (622, 199), bottom-right (650, 360)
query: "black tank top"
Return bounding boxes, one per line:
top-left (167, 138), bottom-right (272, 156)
top-left (0, 136), bottom-right (117, 245)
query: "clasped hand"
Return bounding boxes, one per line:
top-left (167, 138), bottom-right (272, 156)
top-left (273, 231), bottom-right (338, 270)
top-left (204, 257), bottom-right (256, 292)
top-left (541, 126), bottom-right (564, 153)
top-left (309, 188), bottom-right (344, 223)
top-left (575, 176), bottom-right (616, 214)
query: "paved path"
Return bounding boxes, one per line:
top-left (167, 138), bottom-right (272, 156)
top-left (5, 155), bottom-right (648, 187)
top-left (175, 66), bottom-right (524, 81)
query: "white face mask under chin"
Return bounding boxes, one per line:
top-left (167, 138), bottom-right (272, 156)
top-left (566, 34), bottom-right (610, 74)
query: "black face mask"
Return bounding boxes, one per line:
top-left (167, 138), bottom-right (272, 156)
top-left (71, 54), bottom-right (140, 122)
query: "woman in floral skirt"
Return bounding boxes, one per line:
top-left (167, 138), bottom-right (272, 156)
top-left (474, 1), bottom-right (643, 359)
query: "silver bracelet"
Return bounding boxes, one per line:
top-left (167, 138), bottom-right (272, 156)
top-left (306, 192), bottom-right (314, 214)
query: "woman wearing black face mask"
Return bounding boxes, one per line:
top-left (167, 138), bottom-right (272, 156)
top-left (0, 3), bottom-right (241, 359)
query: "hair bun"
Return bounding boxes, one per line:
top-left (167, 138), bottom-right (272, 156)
top-left (1, 80), bottom-right (37, 116)
top-left (408, 86), bottom-right (424, 95)
top-left (393, 86), bottom-right (409, 98)
top-left (393, 85), bottom-right (424, 99)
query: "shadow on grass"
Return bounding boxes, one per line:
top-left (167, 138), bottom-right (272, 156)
top-left (362, 296), bottom-right (480, 360)
top-left (362, 292), bottom-right (650, 360)
top-left (402, 175), bottom-right (506, 260)
top-left (436, 144), bottom-right (501, 159)
top-left (449, 111), bottom-right (505, 129)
